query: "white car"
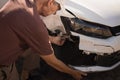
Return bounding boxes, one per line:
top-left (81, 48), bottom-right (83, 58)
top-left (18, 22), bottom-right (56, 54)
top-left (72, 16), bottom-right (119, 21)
top-left (43, 0), bottom-right (120, 72)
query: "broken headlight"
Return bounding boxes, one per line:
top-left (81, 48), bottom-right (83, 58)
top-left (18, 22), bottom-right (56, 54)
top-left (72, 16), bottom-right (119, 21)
top-left (70, 18), bottom-right (112, 39)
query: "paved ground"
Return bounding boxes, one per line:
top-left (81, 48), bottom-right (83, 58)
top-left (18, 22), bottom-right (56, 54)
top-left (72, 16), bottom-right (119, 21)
top-left (28, 62), bottom-right (120, 80)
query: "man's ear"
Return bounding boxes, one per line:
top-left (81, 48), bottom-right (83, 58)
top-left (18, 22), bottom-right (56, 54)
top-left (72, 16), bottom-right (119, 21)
top-left (47, 0), bottom-right (53, 6)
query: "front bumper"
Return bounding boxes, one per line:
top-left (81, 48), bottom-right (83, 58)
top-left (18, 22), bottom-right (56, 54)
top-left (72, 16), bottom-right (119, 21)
top-left (71, 31), bottom-right (120, 55)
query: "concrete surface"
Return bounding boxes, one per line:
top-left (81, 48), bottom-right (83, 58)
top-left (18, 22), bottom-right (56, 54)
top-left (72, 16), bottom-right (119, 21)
top-left (28, 61), bottom-right (120, 80)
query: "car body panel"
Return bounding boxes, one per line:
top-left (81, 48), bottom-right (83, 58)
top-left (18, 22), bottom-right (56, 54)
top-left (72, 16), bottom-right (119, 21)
top-left (64, 0), bottom-right (120, 27)
top-left (71, 31), bottom-right (120, 55)
top-left (70, 61), bottom-right (120, 72)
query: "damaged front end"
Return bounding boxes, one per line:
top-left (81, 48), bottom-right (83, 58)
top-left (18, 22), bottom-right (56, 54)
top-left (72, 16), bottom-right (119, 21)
top-left (42, 0), bottom-right (120, 72)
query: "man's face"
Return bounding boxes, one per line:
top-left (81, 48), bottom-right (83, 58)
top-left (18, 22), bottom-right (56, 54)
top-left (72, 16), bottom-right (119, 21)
top-left (37, 0), bottom-right (61, 16)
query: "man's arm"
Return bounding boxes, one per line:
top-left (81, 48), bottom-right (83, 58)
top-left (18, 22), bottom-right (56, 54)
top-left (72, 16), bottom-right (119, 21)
top-left (40, 53), bottom-right (87, 80)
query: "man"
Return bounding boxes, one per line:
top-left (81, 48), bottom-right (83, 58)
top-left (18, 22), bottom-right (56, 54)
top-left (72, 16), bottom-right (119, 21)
top-left (0, 0), bottom-right (87, 80)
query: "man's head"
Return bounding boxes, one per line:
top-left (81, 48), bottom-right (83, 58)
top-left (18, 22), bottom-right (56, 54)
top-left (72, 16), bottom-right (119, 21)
top-left (34, 0), bottom-right (61, 16)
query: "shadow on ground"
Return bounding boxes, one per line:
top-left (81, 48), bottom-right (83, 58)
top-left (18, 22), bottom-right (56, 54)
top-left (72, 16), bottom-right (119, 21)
top-left (28, 61), bottom-right (120, 80)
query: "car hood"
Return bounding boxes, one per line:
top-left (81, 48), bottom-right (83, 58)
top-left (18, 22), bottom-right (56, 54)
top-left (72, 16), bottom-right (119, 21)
top-left (63, 0), bottom-right (120, 27)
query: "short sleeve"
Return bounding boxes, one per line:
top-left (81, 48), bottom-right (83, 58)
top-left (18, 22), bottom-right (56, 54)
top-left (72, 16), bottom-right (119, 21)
top-left (9, 9), bottom-right (53, 55)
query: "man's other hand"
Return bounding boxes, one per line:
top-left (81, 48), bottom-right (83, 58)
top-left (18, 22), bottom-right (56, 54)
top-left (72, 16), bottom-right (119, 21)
top-left (49, 36), bottom-right (66, 46)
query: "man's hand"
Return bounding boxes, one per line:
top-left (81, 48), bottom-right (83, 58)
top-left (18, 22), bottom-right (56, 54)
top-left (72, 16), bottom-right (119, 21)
top-left (68, 65), bottom-right (87, 80)
top-left (70, 69), bottom-right (87, 80)
top-left (49, 36), bottom-right (66, 46)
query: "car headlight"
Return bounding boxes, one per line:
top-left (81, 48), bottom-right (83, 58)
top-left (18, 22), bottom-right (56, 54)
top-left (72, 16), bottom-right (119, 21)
top-left (70, 18), bottom-right (112, 39)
